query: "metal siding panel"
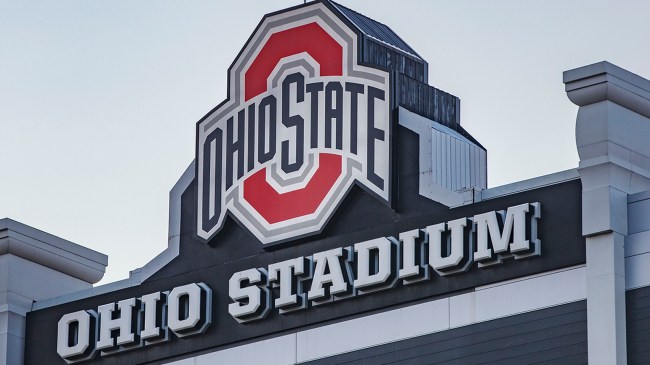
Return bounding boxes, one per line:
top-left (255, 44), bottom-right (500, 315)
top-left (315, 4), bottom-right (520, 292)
top-left (450, 137), bottom-right (456, 191)
top-left (628, 197), bottom-right (650, 234)
top-left (450, 267), bottom-right (586, 328)
top-left (332, 3), bottom-right (422, 56)
top-left (430, 128), bottom-right (436, 186)
top-left (449, 135), bottom-right (455, 190)
top-left (400, 325), bottom-right (586, 365)
top-left (174, 334), bottom-right (298, 365)
top-left (468, 145), bottom-right (476, 189)
top-left (473, 146), bottom-right (480, 189)
top-left (450, 138), bottom-right (456, 191)
top-left (454, 139), bottom-right (460, 191)
top-left (473, 146), bottom-right (482, 187)
top-left (459, 139), bottom-right (465, 190)
top-left (433, 88), bottom-right (440, 122)
top-left (304, 301), bottom-right (587, 365)
top-left (296, 299), bottom-right (449, 363)
top-left (439, 131), bottom-right (445, 189)
top-left (627, 286), bottom-right (650, 364)
top-left (396, 74), bottom-right (459, 130)
top-left (473, 145), bottom-right (481, 189)
top-left (464, 142), bottom-right (471, 189)
top-left (431, 129), bottom-right (439, 186)
top-left (479, 148), bottom-right (487, 188)
top-left (534, 352), bottom-right (591, 365)
top-left (455, 139), bottom-right (461, 191)
top-left (439, 131), bottom-right (447, 189)
top-left (625, 252), bottom-right (650, 290)
top-left (436, 130), bottom-right (443, 186)
top-left (431, 129), bottom-right (437, 186)
top-left (441, 133), bottom-right (447, 190)
top-left (440, 93), bottom-right (449, 127)
top-left (442, 134), bottom-right (451, 189)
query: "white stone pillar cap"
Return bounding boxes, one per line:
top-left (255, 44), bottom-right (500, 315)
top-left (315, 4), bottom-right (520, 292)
top-left (564, 61), bottom-right (650, 118)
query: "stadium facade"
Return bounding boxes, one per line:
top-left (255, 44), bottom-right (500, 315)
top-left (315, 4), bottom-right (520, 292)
top-left (2, 1), bottom-right (650, 364)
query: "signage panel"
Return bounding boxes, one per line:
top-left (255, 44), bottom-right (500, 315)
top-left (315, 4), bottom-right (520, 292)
top-left (196, 3), bottom-right (392, 245)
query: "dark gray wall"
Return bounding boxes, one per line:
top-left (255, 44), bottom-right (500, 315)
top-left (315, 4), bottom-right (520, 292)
top-left (23, 126), bottom-right (586, 365)
top-left (305, 300), bottom-right (588, 365)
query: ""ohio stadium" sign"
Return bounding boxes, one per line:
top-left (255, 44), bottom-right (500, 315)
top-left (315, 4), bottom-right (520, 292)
top-left (56, 202), bottom-right (540, 363)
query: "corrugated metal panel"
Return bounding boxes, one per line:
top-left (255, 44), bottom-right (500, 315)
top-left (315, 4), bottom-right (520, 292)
top-left (398, 73), bottom-right (459, 130)
top-left (455, 140), bottom-right (462, 191)
top-left (440, 129), bottom-right (448, 191)
top-left (474, 146), bottom-right (480, 188)
top-left (478, 149), bottom-right (487, 189)
top-left (435, 132), bottom-right (442, 186)
top-left (431, 126), bottom-right (487, 192)
top-left (330, 1), bottom-right (421, 58)
top-left (363, 40), bottom-right (427, 82)
top-left (464, 142), bottom-right (470, 189)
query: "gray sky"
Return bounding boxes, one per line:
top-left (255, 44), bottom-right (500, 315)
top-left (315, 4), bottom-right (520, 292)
top-left (2, 0), bottom-right (649, 284)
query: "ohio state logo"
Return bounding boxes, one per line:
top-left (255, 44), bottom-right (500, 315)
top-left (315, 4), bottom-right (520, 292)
top-left (197, 2), bottom-right (391, 245)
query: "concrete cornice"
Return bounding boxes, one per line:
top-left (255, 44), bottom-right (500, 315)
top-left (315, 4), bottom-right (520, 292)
top-left (0, 219), bottom-right (107, 284)
top-left (564, 61), bottom-right (650, 119)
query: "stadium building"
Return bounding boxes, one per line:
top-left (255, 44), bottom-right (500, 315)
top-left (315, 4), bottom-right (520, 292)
top-left (2, 1), bottom-right (650, 364)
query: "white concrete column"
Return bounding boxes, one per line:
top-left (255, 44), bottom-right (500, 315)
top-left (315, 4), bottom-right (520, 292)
top-left (0, 219), bottom-right (108, 365)
top-left (565, 61), bottom-right (650, 365)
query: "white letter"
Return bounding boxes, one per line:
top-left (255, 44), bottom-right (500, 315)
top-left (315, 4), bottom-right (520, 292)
top-left (474, 203), bottom-right (531, 265)
top-left (168, 283), bottom-right (212, 337)
top-left (140, 292), bottom-right (167, 342)
top-left (56, 310), bottom-right (97, 363)
top-left (96, 298), bottom-right (139, 351)
top-left (268, 257), bottom-right (306, 311)
top-left (398, 229), bottom-right (427, 282)
top-left (353, 238), bottom-right (395, 291)
top-left (308, 247), bottom-right (350, 301)
top-left (428, 218), bottom-right (470, 275)
top-left (228, 269), bottom-right (269, 322)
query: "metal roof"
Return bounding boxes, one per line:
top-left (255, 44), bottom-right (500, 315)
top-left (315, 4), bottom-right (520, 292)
top-left (329, 1), bottom-right (421, 59)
